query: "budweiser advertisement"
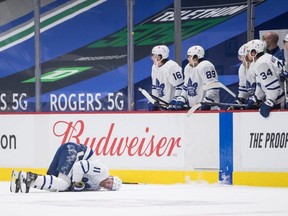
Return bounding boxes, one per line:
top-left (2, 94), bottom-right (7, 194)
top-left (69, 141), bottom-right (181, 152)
top-left (0, 112), bottom-right (219, 171)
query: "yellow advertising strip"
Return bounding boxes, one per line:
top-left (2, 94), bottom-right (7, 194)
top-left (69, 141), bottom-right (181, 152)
top-left (233, 172), bottom-right (288, 187)
top-left (0, 168), bottom-right (47, 181)
top-left (0, 168), bottom-right (218, 184)
top-left (110, 170), bottom-right (219, 184)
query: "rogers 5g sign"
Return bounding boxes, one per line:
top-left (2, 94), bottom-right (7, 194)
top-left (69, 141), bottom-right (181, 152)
top-left (22, 67), bottom-right (126, 112)
top-left (50, 92), bottom-right (125, 111)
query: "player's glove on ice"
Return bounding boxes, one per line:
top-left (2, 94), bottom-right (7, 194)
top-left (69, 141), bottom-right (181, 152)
top-left (72, 181), bottom-right (85, 191)
top-left (260, 100), bottom-right (274, 118)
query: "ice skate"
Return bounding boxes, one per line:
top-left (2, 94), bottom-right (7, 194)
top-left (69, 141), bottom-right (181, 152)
top-left (10, 170), bottom-right (20, 193)
top-left (19, 171), bottom-right (38, 193)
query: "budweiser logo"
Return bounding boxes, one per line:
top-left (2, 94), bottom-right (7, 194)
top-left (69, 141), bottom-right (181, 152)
top-left (53, 120), bottom-right (182, 157)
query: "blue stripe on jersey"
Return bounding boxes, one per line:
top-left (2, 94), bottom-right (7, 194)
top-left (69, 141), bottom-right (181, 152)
top-left (238, 89), bottom-right (247, 93)
top-left (80, 161), bottom-right (89, 174)
top-left (175, 82), bottom-right (184, 87)
top-left (267, 86), bottom-right (281, 90)
top-left (276, 92), bottom-right (285, 101)
top-left (265, 79), bottom-right (279, 88)
top-left (93, 167), bottom-right (101, 173)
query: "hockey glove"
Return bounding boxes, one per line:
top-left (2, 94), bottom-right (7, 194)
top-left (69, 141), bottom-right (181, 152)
top-left (235, 97), bottom-right (245, 104)
top-left (260, 100), bottom-right (274, 118)
top-left (200, 97), bottom-right (213, 110)
top-left (168, 97), bottom-right (177, 110)
top-left (147, 102), bottom-right (159, 111)
top-left (228, 97), bottom-right (245, 110)
top-left (72, 181), bottom-right (85, 191)
top-left (245, 95), bottom-right (260, 109)
top-left (175, 96), bottom-right (186, 110)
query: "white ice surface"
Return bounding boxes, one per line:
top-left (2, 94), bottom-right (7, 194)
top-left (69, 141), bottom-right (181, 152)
top-left (1, 181), bottom-right (288, 216)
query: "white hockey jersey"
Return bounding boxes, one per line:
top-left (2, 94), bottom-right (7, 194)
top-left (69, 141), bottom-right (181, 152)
top-left (151, 60), bottom-right (183, 103)
top-left (181, 60), bottom-right (219, 107)
top-left (237, 63), bottom-right (256, 100)
top-left (72, 159), bottom-right (110, 191)
top-left (252, 53), bottom-right (285, 104)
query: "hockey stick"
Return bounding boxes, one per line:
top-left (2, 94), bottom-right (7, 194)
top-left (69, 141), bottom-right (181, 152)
top-left (202, 101), bottom-right (246, 107)
top-left (149, 94), bottom-right (169, 106)
top-left (186, 103), bottom-right (202, 117)
top-left (284, 79), bottom-right (288, 108)
top-left (203, 81), bottom-right (236, 98)
top-left (186, 102), bottom-right (245, 117)
top-left (138, 87), bottom-right (169, 108)
top-left (138, 87), bottom-right (156, 104)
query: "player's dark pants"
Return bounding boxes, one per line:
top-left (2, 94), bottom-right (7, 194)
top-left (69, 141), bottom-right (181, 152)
top-left (47, 142), bottom-right (89, 176)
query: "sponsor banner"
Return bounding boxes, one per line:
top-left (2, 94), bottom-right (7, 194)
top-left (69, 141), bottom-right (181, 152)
top-left (0, 112), bottom-right (219, 170)
top-left (233, 112), bottom-right (288, 172)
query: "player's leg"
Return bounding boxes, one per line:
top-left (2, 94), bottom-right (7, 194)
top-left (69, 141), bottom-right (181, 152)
top-left (46, 145), bottom-right (62, 176)
top-left (19, 171), bottom-right (70, 193)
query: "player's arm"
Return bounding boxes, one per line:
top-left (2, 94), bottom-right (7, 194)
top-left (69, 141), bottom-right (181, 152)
top-left (168, 64), bottom-right (184, 97)
top-left (173, 69), bottom-right (189, 110)
top-left (258, 63), bottom-right (282, 102)
top-left (202, 65), bottom-right (219, 103)
top-left (238, 64), bottom-right (248, 100)
top-left (70, 160), bottom-right (91, 191)
top-left (151, 66), bottom-right (157, 96)
top-left (256, 62), bottom-right (283, 118)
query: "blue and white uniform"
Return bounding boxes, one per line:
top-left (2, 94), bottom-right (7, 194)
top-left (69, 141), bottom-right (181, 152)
top-left (181, 60), bottom-right (219, 108)
top-left (252, 53), bottom-right (285, 106)
top-left (237, 62), bottom-right (257, 100)
top-left (30, 142), bottom-right (110, 192)
top-left (151, 59), bottom-right (184, 103)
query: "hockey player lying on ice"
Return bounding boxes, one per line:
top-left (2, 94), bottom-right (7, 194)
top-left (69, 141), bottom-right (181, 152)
top-left (10, 142), bottom-right (122, 193)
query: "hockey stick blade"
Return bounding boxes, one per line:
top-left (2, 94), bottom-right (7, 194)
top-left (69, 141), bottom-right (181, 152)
top-left (203, 82), bottom-right (236, 98)
top-left (138, 87), bottom-right (156, 104)
top-left (186, 103), bottom-right (202, 117)
top-left (138, 87), bottom-right (168, 109)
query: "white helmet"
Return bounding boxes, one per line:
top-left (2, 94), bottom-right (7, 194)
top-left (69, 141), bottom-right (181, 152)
top-left (246, 39), bottom-right (266, 55)
top-left (187, 45), bottom-right (205, 59)
top-left (238, 43), bottom-right (247, 56)
top-left (151, 45), bottom-right (169, 59)
top-left (111, 176), bottom-right (122, 191)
